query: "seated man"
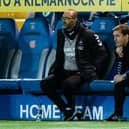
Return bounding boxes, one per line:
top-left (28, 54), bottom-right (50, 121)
top-left (40, 9), bottom-right (108, 121)
top-left (106, 24), bottom-right (129, 121)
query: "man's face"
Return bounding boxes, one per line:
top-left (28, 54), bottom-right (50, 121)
top-left (62, 11), bottom-right (76, 30)
top-left (113, 30), bottom-right (128, 47)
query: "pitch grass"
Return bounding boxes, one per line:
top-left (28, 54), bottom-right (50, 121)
top-left (0, 120), bottom-right (129, 129)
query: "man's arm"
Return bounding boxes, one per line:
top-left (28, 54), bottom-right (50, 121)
top-left (88, 32), bottom-right (109, 78)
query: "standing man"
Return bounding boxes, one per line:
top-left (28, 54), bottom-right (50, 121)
top-left (40, 9), bottom-right (108, 121)
top-left (106, 24), bottom-right (129, 121)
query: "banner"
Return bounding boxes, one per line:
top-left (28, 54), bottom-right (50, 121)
top-left (0, 94), bottom-right (129, 120)
top-left (0, 0), bottom-right (129, 12)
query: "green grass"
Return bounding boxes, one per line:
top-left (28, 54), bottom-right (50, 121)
top-left (0, 121), bottom-right (129, 129)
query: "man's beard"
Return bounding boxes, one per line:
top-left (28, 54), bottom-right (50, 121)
top-left (63, 22), bottom-right (79, 40)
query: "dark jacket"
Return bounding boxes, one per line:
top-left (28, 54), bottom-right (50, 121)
top-left (50, 23), bottom-right (108, 81)
top-left (115, 41), bottom-right (129, 79)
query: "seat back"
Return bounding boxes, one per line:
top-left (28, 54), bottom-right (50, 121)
top-left (0, 18), bottom-right (18, 78)
top-left (78, 12), bottom-right (91, 22)
top-left (44, 33), bottom-right (57, 77)
top-left (78, 12), bottom-right (94, 28)
top-left (10, 18), bottom-right (51, 79)
top-left (91, 17), bottom-right (118, 51)
top-left (44, 20), bottom-right (62, 77)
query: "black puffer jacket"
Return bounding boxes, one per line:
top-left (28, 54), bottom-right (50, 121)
top-left (50, 22), bottom-right (108, 81)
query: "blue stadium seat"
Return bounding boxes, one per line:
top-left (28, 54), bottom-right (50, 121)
top-left (89, 80), bottom-right (129, 95)
top-left (78, 12), bottom-right (95, 28)
top-left (10, 18), bottom-right (51, 79)
top-left (91, 17), bottom-right (118, 51)
top-left (119, 15), bottom-right (129, 24)
top-left (78, 12), bottom-right (91, 22)
top-left (0, 18), bottom-right (18, 78)
top-left (44, 20), bottom-right (62, 77)
top-left (111, 12), bottom-right (129, 17)
top-left (44, 32), bottom-right (57, 77)
top-left (34, 12), bottom-right (63, 31)
top-left (53, 19), bottom-right (62, 31)
top-left (89, 80), bottom-right (114, 93)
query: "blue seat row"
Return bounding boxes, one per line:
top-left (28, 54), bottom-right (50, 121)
top-left (0, 17), bottom-right (53, 80)
top-left (0, 16), bottom-right (128, 94)
top-left (0, 17), bottom-right (51, 93)
top-left (0, 78), bottom-right (129, 95)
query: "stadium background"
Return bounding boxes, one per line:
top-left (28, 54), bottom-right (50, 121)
top-left (0, 11), bottom-right (129, 125)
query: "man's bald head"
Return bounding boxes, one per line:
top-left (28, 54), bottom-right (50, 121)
top-left (64, 9), bottom-right (78, 19)
top-left (62, 9), bottom-right (78, 30)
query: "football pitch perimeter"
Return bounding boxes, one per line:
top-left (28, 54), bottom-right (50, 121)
top-left (0, 121), bottom-right (129, 129)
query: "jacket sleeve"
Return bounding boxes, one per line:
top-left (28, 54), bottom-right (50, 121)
top-left (48, 29), bottom-right (64, 76)
top-left (86, 31), bottom-right (109, 78)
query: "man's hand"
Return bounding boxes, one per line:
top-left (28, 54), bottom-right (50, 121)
top-left (116, 46), bottom-right (123, 57)
top-left (113, 74), bottom-right (126, 84)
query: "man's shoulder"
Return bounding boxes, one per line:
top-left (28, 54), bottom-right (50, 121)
top-left (79, 24), bottom-right (94, 38)
top-left (80, 23), bottom-right (93, 32)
